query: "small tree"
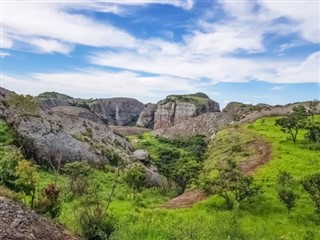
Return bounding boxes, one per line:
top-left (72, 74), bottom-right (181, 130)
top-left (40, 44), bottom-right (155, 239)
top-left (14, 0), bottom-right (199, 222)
top-left (277, 171), bottom-right (296, 213)
top-left (15, 160), bottom-right (38, 208)
top-left (308, 100), bottom-right (319, 119)
top-left (62, 161), bottom-right (92, 196)
top-left (173, 157), bottom-right (201, 194)
top-left (206, 159), bottom-right (260, 208)
top-left (0, 149), bottom-right (22, 190)
top-left (302, 173), bottom-right (320, 214)
top-left (123, 164), bottom-right (147, 193)
top-left (7, 94), bottom-right (39, 126)
top-left (35, 183), bottom-right (61, 218)
top-left (275, 105), bottom-right (308, 143)
top-left (304, 121), bottom-right (320, 143)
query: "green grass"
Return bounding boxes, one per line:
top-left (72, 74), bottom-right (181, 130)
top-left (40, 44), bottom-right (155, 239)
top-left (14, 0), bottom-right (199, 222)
top-left (1, 116), bottom-right (320, 239)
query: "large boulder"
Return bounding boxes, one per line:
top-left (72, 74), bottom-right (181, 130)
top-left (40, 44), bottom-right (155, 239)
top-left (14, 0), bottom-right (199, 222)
top-left (90, 98), bottom-right (144, 126)
top-left (0, 197), bottom-right (81, 240)
top-left (133, 149), bottom-right (150, 163)
top-left (153, 93), bottom-right (220, 130)
top-left (136, 103), bottom-right (157, 128)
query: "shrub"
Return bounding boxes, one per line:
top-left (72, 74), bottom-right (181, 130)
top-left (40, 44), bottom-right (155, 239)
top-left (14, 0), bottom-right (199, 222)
top-left (34, 183), bottom-right (61, 218)
top-left (302, 173), bottom-right (320, 214)
top-left (123, 165), bottom-right (147, 193)
top-left (62, 161), bottom-right (92, 196)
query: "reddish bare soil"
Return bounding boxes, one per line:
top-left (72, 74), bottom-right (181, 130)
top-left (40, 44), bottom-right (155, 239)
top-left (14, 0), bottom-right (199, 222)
top-left (163, 190), bottom-right (207, 209)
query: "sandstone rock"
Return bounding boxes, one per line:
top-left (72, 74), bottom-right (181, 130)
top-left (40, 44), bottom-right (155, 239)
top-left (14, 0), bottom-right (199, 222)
top-left (136, 103), bottom-right (157, 128)
top-left (153, 93), bottom-right (220, 130)
top-left (153, 112), bottom-right (233, 138)
top-left (0, 197), bottom-right (81, 240)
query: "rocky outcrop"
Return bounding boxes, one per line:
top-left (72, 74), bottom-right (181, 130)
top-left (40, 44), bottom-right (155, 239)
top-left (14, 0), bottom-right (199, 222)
top-left (38, 91), bottom-right (73, 110)
top-left (153, 112), bottom-right (233, 138)
top-left (222, 102), bottom-right (266, 121)
top-left (153, 93), bottom-right (220, 130)
top-left (136, 103), bottom-right (157, 128)
top-left (240, 101), bottom-right (320, 123)
top-left (0, 196), bottom-right (81, 240)
top-left (89, 98), bottom-right (144, 126)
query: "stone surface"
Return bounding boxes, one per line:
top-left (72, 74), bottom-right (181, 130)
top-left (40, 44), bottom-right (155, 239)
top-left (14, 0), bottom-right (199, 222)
top-left (89, 98), bottom-right (144, 126)
top-left (0, 197), bottom-right (81, 240)
top-left (136, 103), bottom-right (157, 128)
top-left (153, 93), bottom-right (220, 130)
top-left (133, 149), bottom-right (150, 163)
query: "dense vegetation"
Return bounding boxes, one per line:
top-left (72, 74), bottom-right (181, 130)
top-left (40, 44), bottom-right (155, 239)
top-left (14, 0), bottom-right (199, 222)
top-left (0, 113), bottom-right (320, 239)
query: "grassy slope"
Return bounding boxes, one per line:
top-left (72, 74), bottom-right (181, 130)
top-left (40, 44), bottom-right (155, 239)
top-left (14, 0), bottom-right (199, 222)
top-left (1, 116), bottom-right (320, 239)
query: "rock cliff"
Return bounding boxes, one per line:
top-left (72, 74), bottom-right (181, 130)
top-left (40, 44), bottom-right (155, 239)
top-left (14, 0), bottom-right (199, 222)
top-left (153, 93), bottom-right (220, 130)
top-left (0, 196), bottom-right (81, 240)
top-left (136, 103), bottom-right (157, 128)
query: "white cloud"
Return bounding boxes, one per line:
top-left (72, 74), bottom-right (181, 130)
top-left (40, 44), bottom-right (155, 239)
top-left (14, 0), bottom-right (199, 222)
top-left (1, 68), bottom-right (211, 102)
top-left (271, 86), bottom-right (284, 91)
top-left (258, 1), bottom-right (320, 43)
top-left (29, 39), bottom-right (74, 54)
top-left (272, 51), bottom-right (320, 83)
top-left (0, 52), bottom-right (10, 58)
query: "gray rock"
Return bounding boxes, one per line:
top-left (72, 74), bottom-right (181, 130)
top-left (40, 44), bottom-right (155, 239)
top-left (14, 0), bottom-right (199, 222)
top-left (0, 197), bottom-right (81, 240)
top-left (90, 98), bottom-right (144, 126)
top-left (133, 149), bottom-right (150, 163)
top-left (136, 103), bottom-right (157, 128)
top-left (153, 93), bottom-right (220, 130)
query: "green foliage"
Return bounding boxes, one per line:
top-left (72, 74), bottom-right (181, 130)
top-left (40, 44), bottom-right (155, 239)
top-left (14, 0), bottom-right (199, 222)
top-left (35, 183), bottom-right (61, 218)
top-left (62, 161), bottom-right (92, 196)
top-left (275, 105), bottom-right (308, 143)
top-left (302, 173), bottom-right (320, 214)
top-left (277, 171), bottom-right (297, 212)
top-left (123, 165), bottom-right (147, 193)
top-left (304, 120), bottom-right (320, 143)
top-left (204, 159), bottom-right (260, 208)
top-left (102, 148), bottom-right (122, 167)
top-left (0, 149), bottom-right (22, 190)
top-left (15, 159), bottom-right (38, 208)
top-left (7, 94), bottom-right (39, 125)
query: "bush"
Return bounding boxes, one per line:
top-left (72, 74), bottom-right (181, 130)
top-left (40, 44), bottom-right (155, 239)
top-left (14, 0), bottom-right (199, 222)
top-left (62, 161), bottom-right (92, 196)
top-left (302, 173), bottom-right (320, 214)
top-left (34, 183), bottom-right (61, 218)
top-left (0, 149), bottom-right (22, 190)
top-left (123, 165), bottom-right (147, 193)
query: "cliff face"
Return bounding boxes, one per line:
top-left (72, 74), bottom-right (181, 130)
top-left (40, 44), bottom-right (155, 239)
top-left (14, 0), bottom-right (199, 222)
top-left (0, 197), bottom-right (81, 240)
top-left (153, 93), bottom-right (220, 130)
top-left (136, 103), bottom-right (157, 128)
top-left (89, 98), bottom-right (144, 126)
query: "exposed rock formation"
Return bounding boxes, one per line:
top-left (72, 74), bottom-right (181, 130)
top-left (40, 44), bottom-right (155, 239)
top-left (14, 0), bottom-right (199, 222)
top-left (153, 112), bottom-right (233, 138)
top-left (0, 197), bottom-right (81, 240)
top-left (222, 102), bottom-right (267, 121)
top-left (89, 98), bottom-right (144, 126)
top-left (38, 91), bottom-right (73, 110)
top-left (153, 93), bottom-right (220, 130)
top-left (136, 103), bottom-right (157, 128)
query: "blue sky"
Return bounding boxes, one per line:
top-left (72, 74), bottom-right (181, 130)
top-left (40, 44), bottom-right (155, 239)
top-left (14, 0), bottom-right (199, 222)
top-left (1, 0), bottom-right (319, 108)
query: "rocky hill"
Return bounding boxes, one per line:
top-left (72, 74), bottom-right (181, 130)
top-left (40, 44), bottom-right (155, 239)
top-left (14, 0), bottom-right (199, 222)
top-left (0, 196), bottom-right (81, 240)
top-left (150, 93), bottom-right (220, 130)
top-left (38, 92), bottom-right (144, 126)
top-left (0, 87), bottom-right (161, 187)
top-left (136, 103), bottom-right (157, 128)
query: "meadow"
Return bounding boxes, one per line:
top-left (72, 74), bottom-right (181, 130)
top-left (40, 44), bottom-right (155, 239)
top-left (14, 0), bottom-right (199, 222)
top-left (0, 116), bottom-right (320, 239)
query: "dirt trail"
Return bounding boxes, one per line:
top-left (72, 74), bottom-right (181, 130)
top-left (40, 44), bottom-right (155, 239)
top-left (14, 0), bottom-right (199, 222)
top-left (163, 136), bottom-right (271, 209)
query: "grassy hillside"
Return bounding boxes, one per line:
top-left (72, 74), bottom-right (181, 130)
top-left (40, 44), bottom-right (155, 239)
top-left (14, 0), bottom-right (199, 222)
top-left (1, 116), bottom-right (320, 239)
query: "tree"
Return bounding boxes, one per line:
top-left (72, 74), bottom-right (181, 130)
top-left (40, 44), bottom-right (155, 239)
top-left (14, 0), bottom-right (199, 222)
top-left (156, 148), bottom-right (180, 182)
top-left (204, 159), bottom-right (260, 208)
top-left (304, 121), bottom-right (320, 143)
top-left (173, 157), bottom-right (201, 194)
top-left (7, 94), bottom-right (39, 126)
top-left (308, 100), bottom-right (319, 119)
top-left (123, 164), bottom-right (147, 193)
top-left (302, 173), bottom-right (320, 214)
top-left (277, 171), bottom-right (296, 213)
top-left (62, 161), bottom-right (92, 196)
top-left (275, 105), bottom-right (308, 143)
top-left (0, 149), bottom-right (22, 190)
top-left (15, 160), bottom-right (38, 208)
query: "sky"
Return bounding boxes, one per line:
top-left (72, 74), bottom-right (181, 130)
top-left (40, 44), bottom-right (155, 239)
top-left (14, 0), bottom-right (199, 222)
top-left (1, 0), bottom-right (320, 108)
